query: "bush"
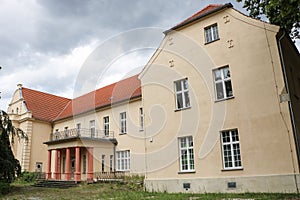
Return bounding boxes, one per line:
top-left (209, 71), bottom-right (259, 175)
top-left (19, 172), bottom-right (38, 183)
top-left (0, 181), bottom-right (10, 195)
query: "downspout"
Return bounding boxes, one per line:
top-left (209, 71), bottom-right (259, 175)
top-left (277, 30), bottom-right (300, 193)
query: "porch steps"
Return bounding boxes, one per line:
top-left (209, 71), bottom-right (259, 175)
top-left (33, 180), bottom-right (79, 189)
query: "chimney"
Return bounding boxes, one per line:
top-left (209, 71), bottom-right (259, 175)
top-left (17, 84), bottom-right (23, 89)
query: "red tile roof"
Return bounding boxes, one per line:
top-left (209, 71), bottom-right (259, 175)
top-left (54, 74), bottom-right (141, 121)
top-left (21, 75), bottom-right (141, 122)
top-left (22, 88), bottom-right (71, 122)
top-left (165, 3), bottom-right (233, 33)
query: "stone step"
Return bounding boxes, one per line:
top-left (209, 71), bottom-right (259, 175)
top-left (33, 180), bottom-right (79, 189)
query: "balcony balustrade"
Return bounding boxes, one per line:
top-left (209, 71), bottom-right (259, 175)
top-left (49, 128), bottom-right (114, 141)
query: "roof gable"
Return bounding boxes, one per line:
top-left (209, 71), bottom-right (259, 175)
top-left (22, 88), bottom-right (71, 122)
top-left (165, 3), bottom-right (233, 33)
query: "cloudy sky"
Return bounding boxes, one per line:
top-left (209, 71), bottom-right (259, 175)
top-left (0, 0), bottom-right (298, 110)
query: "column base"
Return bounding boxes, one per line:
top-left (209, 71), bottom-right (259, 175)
top-left (53, 172), bottom-right (61, 180)
top-left (74, 172), bottom-right (81, 182)
top-left (46, 172), bottom-right (52, 179)
top-left (65, 172), bottom-right (71, 181)
top-left (87, 172), bottom-right (94, 182)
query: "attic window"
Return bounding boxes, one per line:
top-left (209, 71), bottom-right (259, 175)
top-left (204, 23), bottom-right (219, 44)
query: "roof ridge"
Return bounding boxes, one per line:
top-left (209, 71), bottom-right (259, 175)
top-left (22, 87), bottom-right (71, 101)
top-left (73, 74), bottom-right (139, 100)
top-left (165, 3), bottom-right (233, 33)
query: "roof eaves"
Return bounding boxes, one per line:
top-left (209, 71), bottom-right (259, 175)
top-left (164, 3), bottom-right (233, 34)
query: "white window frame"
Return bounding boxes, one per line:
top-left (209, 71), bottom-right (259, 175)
top-left (120, 112), bottom-right (127, 134)
top-left (116, 150), bottom-right (130, 171)
top-left (221, 129), bottom-right (242, 170)
top-left (104, 116), bottom-right (109, 136)
top-left (178, 136), bottom-right (195, 172)
top-left (213, 66), bottom-right (233, 101)
top-left (139, 107), bottom-right (144, 131)
top-left (174, 78), bottom-right (191, 110)
top-left (90, 120), bottom-right (95, 137)
top-left (204, 23), bottom-right (219, 43)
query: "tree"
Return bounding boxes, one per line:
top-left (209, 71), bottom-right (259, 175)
top-left (0, 111), bottom-right (26, 183)
top-left (236, 0), bottom-right (300, 40)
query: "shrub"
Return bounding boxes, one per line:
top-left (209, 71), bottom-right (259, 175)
top-left (19, 172), bottom-right (38, 183)
top-left (0, 181), bottom-right (10, 195)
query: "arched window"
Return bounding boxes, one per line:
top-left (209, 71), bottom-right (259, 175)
top-left (16, 108), bottom-right (19, 114)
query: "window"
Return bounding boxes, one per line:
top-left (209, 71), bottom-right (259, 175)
top-left (102, 155), bottom-right (105, 172)
top-left (76, 123), bottom-right (81, 135)
top-left (213, 66), bottom-right (233, 100)
top-left (139, 108), bottom-right (144, 131)
top-left (178, 136), bottom-right (194, 172)
top-left (174, 78), bottom-right (191, 110)
top-left (83, 155), bottom-right (86, 174)
top-left (76, 123), bottom-right (81, 130)
top-left (64, 127), bottom-right (68, 137)
top-left (205, 23), bottom-right (219, 43)
top-left (104, 116), bottom-right (109, 136)
top-left (90, 120), bottom-right (95, 137)
top-left (110, 155), bottom-right (113, 172)
top-left (221, 129), bottom-right (242, 169)
top-left (116, 150), bottom-right (130, 171)
top-left (120, 112), bottom-right (127, 134)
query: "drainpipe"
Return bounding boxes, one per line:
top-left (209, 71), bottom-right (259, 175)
top-left (277, 30), bottom-right (300, 193)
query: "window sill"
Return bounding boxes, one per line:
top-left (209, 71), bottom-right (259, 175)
top-left (175, 106), bottom-right (191, 112)
top-left (221, 167), bottom-right (243, 172)
top-left (139, 129), bottom-right (144, 132)
top-left (214, 96), bottom-right (234, 103)
top-left (119, 133), bottom-right (127, 135)
top-left (205, 38), bottom-right (220, 45)
top-left (178, 170), bottom-right (196, 174)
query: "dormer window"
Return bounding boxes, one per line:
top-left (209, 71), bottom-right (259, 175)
top-left (204, 23), bottom-right (219, 44)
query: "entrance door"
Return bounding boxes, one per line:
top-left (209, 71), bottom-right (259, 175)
top-left (71, 156), bottom-right (75, 179)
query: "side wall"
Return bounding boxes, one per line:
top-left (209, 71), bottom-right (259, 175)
top-left (141, 8), bottom-right (299, 193)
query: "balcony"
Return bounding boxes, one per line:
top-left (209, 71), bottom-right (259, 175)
top-left (49, 128), bottom-right (115, 142)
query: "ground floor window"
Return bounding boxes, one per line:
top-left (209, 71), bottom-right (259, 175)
top-left (221, 129), bottom-right (242, 169)
top-left (116, 150), bottom-right (130, 171)
top-left (178, 136), bottom-right (194, 172)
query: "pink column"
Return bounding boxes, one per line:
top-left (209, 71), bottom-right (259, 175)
top-left (87, 147), bottom-right (94, 182)
top-left (65, 148), bottom-right (71, 180)
top-left (74, 147), bottom-right (81, 182)
top-left (46, 150), bottom-right (52, 179)
top-left (54, 149), bottom-right (61, 180)
top-left (57, 150), bottom-right (61, 180)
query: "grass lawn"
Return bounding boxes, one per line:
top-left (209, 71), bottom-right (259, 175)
top-left (1, 181), bottom-right (300, 200)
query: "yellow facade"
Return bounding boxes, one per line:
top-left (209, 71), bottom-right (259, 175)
top-left (7, 3), bottom-right (300, 193)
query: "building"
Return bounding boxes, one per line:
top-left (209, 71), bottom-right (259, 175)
top-left (8, 3), bottom-right (300, 193)
top-left (139, 3), bottom-right (300, 193)
top-left (9, 75), bottom-right (145, 181)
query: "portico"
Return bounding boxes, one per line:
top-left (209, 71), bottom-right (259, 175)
top-left (44, 128), bottom-right (116, 182)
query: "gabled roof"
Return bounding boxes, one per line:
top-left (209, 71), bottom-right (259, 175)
top-left (20, 74), bottom-right (141, 122)
top-left (54, 74), bottom-right (141, 121)
top-left (22, 88), bottom-right (71, 122)
top-left (164, 3), bottom-right (233, 34)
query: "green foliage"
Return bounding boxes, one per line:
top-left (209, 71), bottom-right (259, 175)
top-left (0, 111), bottom-right (26, 183)
top-left (18, 172), bottom-right (38, 183)
top-left (0, 181), bottom-right (10, 195)
top-left (236, 0), bottom-right (300, 40)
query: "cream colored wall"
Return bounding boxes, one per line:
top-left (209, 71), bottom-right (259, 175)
top-left (52, 98), bottom-right (145, 174)
top-left (30, 121), bottom-right (52, 172)
top-left (140, 7), bottom-right (298, 180)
